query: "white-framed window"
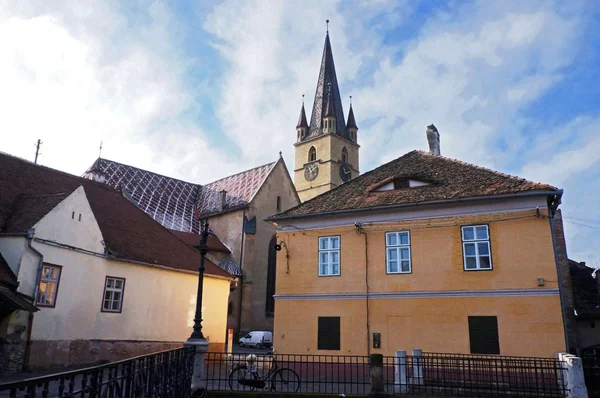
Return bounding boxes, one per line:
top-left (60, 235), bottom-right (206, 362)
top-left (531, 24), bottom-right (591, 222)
top-left (386, 231), bottom-right (411, 273)
top-left (36, 264), bottom-right (62, 307)
top-left (462, 225), bottom-right (492, 271)
top-left (102, 277), bottom-right (126, 313)
top-left (318, 236), bottom-right (340, 276)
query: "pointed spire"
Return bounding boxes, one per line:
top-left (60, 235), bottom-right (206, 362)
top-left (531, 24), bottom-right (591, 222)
top-left (296, 99), bottom-right (308, 129)
top-left (308, 27), bottom-right (346, 136)
top-left (347, 102), bottom-right (358, 129)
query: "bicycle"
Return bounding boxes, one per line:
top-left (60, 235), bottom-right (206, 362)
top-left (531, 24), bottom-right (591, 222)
top-left (228, 354), bottom-right (300, 392)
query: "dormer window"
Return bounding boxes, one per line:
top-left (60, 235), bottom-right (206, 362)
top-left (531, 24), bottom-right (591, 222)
top-left (373, 178), bottom-right (431, 192)
top-left (309, 146), bottom-right (317, 162)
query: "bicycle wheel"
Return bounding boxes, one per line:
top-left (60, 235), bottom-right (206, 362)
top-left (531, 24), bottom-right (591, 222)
top-left (228, 366), bottom-right (258, 391)
top-left (271, 368), bottom-right (300, 393)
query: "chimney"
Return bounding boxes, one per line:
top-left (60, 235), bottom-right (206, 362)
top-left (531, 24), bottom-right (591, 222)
top-left (220, 190), bottom-right (227, 210)
top-left (426, 124), bottom-right (441, 156)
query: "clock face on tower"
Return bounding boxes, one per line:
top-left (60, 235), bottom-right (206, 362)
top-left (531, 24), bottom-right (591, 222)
top-left (339, 163), bottom-right (351, 182)
top-left (304, 163), bottom-right (319, 181)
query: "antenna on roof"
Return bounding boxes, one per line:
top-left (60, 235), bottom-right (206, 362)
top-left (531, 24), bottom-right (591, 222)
top-left (34, 139), bottom-right (42, 164)
top-left (326, 19), bottom-right (329, 34)
top-left (99, 141), bottom-right (103, 158)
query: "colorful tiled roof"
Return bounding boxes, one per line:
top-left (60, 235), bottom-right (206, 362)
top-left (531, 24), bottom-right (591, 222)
top-left (83, 158), bottom-right (277, 231)
top-left (0, 152), bottom-right (232, 278)
top-left (84, 158), bottom-right (200, 233)
top-left (269, 150), bottom-right (558, 220)
top-left (195, 162), bottom-right (276, 217)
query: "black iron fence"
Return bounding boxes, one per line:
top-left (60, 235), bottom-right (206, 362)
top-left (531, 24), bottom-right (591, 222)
top-left (206, 351), bottom-right (567, 397)
top-left (0, 346), bottom-right (194, 398)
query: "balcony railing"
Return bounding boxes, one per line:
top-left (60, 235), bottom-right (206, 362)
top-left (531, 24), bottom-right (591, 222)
top-left (0, 346), bottom-right (194, 398)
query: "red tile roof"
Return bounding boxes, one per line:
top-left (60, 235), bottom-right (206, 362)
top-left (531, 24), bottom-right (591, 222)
top-left (270, 150), bottom-right (559, 219)
top-left (169, 230), bottom-right (231, 253)
top-left (0, 153), bottom-right (232, 278)
top-left (3, 192), bottom-right (70, 234)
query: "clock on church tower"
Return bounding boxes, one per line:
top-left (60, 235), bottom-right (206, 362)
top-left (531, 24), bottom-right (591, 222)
top-left (293, 28), bottom-right (360, 203)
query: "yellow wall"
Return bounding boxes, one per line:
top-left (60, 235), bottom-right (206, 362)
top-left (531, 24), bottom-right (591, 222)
top-left (294, 133), bottom-right (359, 202)
top-left (273, 210), bottom-right (566, 357)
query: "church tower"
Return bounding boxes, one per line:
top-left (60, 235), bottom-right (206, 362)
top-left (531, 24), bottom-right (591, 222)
top-left (294, 26), bottom-right (360, 202)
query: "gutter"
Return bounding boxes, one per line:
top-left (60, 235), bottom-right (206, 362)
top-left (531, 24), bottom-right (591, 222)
top-left (32, 238), bottom-right (234, 281)
top-left (26, 229), bottom-right (43, 372)
top-left (264, 190), bottom-right (563, 223)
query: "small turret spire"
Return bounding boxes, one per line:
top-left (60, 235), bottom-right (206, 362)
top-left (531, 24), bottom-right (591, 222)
top-left (296, 99), bottom-right (308, 129)
top-left (347, 101), bottom-right (358, 130)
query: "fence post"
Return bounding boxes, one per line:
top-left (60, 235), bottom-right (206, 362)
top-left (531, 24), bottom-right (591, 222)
top-left (395, 350), bottom-right (407, 394)
top-left (558, 353), bottom-right (588, 398)
top-left (370, 353), bottom-right (385, 396)
top-left (412, 348), bottom-right (424, 386)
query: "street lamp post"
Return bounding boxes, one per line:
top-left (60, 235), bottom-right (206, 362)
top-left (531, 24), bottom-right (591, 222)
top-left (186, 220), bottom-right (210, 394)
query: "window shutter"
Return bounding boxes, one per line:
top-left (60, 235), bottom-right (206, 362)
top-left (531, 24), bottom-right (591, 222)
top-left (468, 316), bottom-right (500, 354)
top-left (318, 317), bottom-right (340, 350)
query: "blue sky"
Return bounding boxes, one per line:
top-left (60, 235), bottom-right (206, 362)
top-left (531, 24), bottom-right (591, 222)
top-left (0, 0), bottom-right (599, 263)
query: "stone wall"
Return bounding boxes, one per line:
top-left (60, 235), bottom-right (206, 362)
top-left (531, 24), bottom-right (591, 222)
top-left (0, 311), bottom-right (29, 375)
top-left (24, 339), bottom-right (227, 370)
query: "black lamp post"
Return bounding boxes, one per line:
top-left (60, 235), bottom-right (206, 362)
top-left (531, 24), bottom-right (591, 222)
top-left (190, 220), bottom-right (209, 340)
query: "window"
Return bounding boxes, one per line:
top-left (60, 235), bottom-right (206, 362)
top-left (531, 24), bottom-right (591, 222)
top-left (393, 179), bottom-right (410, 189)
top-left (102, 277), bottom-right (125, 313)
top-left (276, 196), bottom-right (282, 213)
top-left (318, 236), bottom-right (340, 276)
top-left (265, 236), bottom-right (277, 316)
top-left (462, 225), bottom-right (492, 270)
top-left (318, 317), bottom-right (340, 350)
top-left (386, 232), bottom-right (411, 273)
top-left (308, 146), bottom-right (317, 162)
top-left (36, 264), bottom-right (62, 307)
top-left (341, 147), bottom-right (348, 163)
top-left (468, 316), bottom-right (500, 354)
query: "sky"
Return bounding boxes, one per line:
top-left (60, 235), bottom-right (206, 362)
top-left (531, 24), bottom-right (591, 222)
top-left (0, 0), bottom-right (599, 263)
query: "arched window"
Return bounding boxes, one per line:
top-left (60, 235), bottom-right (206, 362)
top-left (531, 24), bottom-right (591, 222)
top-left (341, 147), bottom-right (348, 163)
top-left (265, 235), bottom-right (277, 316)
top-left (309, 146), bottom-right (317, 162)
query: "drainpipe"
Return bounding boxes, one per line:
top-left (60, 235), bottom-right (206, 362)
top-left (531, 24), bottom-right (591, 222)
top-left (237, 210), bottom-right (246, 339)
top-left (356, 223), bottom-right (371, 356)
top-left (25, 228), bottom-right (44, 370)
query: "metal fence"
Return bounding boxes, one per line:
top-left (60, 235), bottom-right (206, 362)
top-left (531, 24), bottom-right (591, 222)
top-left (582, 348), bottom-right (600, 398)
top-left (0, 347), bottom-right (194, 398)
top-left (206, 351), bottom-right (567, 397)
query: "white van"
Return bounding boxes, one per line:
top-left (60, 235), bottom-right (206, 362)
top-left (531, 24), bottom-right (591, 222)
top-left (239, 331), bottom-right (273, 348)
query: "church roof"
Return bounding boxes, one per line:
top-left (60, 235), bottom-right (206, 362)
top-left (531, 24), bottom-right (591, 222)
top-left (196, 162), bottom-right (277, 218)
top-left (347, 104), bottom-right (358, 129)
top-left (83, 158), bottom-right (277, 232)
top-left (267, 150), bottom-right (559, 220)
top-left (0, 152), bottom-right (232, 278)
top-left (307, 33), bottom-right (346, 138)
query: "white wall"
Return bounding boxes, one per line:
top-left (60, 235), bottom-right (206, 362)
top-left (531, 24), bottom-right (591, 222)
top-left (4, 185), bottom-right (230, 345)
top-left (27, 242), bottom-right (229, 344)
top-left (32, 186), bottom-right (105, 254)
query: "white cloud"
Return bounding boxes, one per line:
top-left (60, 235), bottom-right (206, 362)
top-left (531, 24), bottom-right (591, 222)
top-left (0, 1), bottom-right (238, 183)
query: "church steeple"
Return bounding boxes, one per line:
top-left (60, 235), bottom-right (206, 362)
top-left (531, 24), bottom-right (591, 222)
top-left (307, 30), bottom-right (346, 138)
top-left (293, 21), bottom-right (360, 203)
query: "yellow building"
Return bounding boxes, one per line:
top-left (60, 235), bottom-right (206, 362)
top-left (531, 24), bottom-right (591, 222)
top-left (294, 31), bottom-right (359, 202)
top-left (267, 146), bottom-right (570, 358)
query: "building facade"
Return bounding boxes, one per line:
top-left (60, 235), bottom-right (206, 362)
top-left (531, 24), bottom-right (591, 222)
top-left (84, 155), bottom-right (300, 337)
top-left (0, 154), bottom-right (233, 372)
top-left (294, 31), bottom-right (359, 202)
top-left (268, 142), bottom-right (569, 358)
